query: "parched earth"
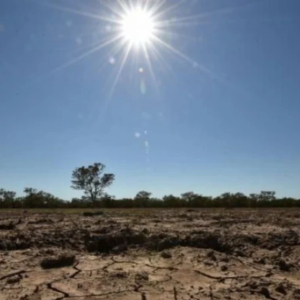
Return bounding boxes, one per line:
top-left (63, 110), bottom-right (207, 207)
top-left (1, 209), bottom-right (300, 300)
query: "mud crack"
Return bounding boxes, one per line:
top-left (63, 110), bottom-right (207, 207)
top-left (0, 270), bottom-right (26, 281)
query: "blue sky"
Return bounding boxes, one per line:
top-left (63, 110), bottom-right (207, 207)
top-left (1, 0), bottom-right (300, 200)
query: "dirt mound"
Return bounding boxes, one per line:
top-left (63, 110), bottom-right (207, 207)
top-left (40, 254), bottom-right (76, 269)
top-left (1, 217), bottom-right (297, 257)
top-left (86, 228), bottom-right (147, 252)
top-left (28, 218), bottom-right (54, 224)
top-left (83, 211), bottom-right (104, 217)
top-left (0, 222), bottom-right (15, 230)
top-left (261, 230), bottom-right (299, 249)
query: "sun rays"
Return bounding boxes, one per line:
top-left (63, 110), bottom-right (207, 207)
top-left (40, 0), bottom-right (207, 94)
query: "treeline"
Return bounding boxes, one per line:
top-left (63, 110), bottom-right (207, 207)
top-left (1, 188), bottom-right (300, 209)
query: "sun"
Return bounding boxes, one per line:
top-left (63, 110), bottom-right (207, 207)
top-left (45, 0), bottom-right (204, 95)
top-left (121, 7), bottom-right (155, 46)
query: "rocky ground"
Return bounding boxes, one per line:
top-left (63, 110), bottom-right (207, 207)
top-left (1, 209), bottom-right (300, 300)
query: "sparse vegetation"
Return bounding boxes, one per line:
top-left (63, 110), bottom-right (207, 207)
top-left (0, 188), bottom-right (299, 209)
top-left (0, 163), bottom-right (299, 209)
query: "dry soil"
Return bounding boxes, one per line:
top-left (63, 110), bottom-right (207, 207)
top-left (1, 209), bottom-right (300, 300)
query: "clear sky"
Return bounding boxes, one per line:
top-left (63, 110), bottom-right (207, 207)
top-left (1, 0), bottom-right (300, 200)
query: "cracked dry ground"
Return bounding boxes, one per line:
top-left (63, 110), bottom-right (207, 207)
top-left (1, 210), bottom-right (300, 300)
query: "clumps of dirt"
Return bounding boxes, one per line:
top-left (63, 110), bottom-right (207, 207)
top-left (259, 287), bottom-right (271, 299)
top-left (0, 227), bottom-right (89, 252)
top-left (1, 212), bottom-right (299, 263)
top-left (92, 227), bottom-right (112, 234)
top-left (2, 209), bottom-right (300, 300)
top-left (293, 289), bottom-right (300, 299)
top-left (161, 251), bottom-right (172, 259)
top-left (0, 221), bottom-right (15, 230)
top-left (207, 250), bottom-right (217, 261)
top-left (141, 228), bottom-right (149, 234)
top-left (291, 212), bottom-right (300, 218)
top-left (277, 258), bottom-right (292, 271)
top-left (261, 230), bottom-right (299, 250)
top-left (39, 248), bottom-right (56, 256)
top-left (0, 238), bottom-right (31, 251)
top-left (110, 271), bottom-right (128, 279)
top-left (135, 271), bottom-right (149, 281)
top-left (152, 218), bottom-right (162, 223)
top-left (28, 218), bottom-right (54, 224)
top-left (83, 227), bottom-right (264, 255)
top-left (83, 211), bottom-right (104, 217)
top-left (184, 232), bottom-right (227, 252)
top-left (86, 227), bottom-right (147, 253)
top-left (40, 253), bottom-right (76, 269)
top-left (220, 265), bottom-right (228, 271)
top-left (146, 234), bottom-right (179, 251)
top-left (275, 283), bottom-right (288, 295)
top-left (178, 213), bottom-right (189, 218)
top-left (6, 275), bottom-right (21, 285)
top-left (112, 244), bottom-right (128, 254)
top-left (186, 209), bottom-right (197, 213)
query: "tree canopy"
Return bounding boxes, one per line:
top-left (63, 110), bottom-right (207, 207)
top-left (71, 163), bottom-right (115, 203)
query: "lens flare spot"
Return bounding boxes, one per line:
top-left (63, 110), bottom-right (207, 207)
top-left (76, 37), bottom-right (82, 44)
top-left (66, 20), bottom-right (72, 27)
top-left (109, 57), bottom-right (116, 65)
top-left (140, 79), bottom-right (146, 95)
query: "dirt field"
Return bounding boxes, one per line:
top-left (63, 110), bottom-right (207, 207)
top-left (1, 209), bottom-right (300, 300)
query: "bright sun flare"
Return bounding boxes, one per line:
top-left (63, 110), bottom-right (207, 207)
top-left (47, 0), bottom-right (203, 96)
top-left (121, 8), bottom-right (155, 46)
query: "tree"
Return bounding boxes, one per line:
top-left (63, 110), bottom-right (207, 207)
top-left (23, 187), bottom-right (43, 208)
top-left (24, 187), bottom-right (37, 195)
top-left (134, 191), bottom-right (152, 207)
top-left (71, 163), bottom-right (115, 203)
top-left (233, 192), bottom-right (248, 207)
top-left (181, 192), bottom-right (199, 207)
top-left (0, 189), bottom-right (16, 208)
top-left (101, 193), bottom-right (115, 208)
top-left (22, 188), bottom-right (63, 208)
top-left (249, 193), bottom-right (259, 207)
top-left (259, 191), bottom-right (276, 202)
top-left (163, 195), bottom-right (181, 207)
